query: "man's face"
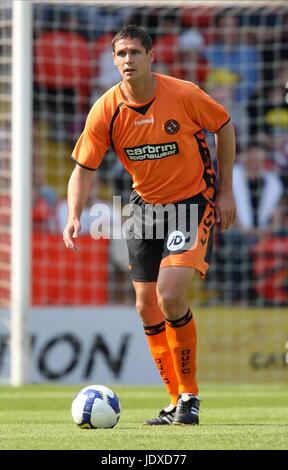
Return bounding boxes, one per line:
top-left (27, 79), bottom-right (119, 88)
top-left (113, 38), bottom-right (154, 82)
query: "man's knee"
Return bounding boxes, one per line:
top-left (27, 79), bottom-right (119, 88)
top-left (135, 293), bottom-right (164, 326)
top-left (135, 296), bottom-right (150, 317)
top-left (157, 287), bottom-right (184, 319)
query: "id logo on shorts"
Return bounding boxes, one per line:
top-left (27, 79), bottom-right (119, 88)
top-left (167, 231), bottom-right (186, 251)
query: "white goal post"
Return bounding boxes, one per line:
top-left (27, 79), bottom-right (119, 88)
top-left (11, 0), bottom-right (33, 385)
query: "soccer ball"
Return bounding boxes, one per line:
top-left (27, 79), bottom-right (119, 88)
top-left (71, 384), bottom-right (121, 429)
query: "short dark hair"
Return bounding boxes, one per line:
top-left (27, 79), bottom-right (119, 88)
top-left (112, 24), bottom-right (153, 53)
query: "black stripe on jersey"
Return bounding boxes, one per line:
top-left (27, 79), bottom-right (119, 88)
top-left (193, 130), bottom-right (217, 201)
top-left (127, 97), bottom-right (156, 116)
top-left (71, 155), bottom-right (96, 171)
top-left (109, 101), bottom-right (124, 151)
top-left (215, 117), bottom-right (230, 133)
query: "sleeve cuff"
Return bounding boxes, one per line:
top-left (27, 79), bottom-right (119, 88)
top-left (215, 117), bottom-right (231, 133)
top-left (71, 155), bottom-right (96, 171)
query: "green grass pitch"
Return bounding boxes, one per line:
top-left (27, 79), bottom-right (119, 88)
top-left (0, 384), bottom-right (287, 450)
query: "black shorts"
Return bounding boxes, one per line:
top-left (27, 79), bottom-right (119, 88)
top-left (126, 190), bottom-right (215, 282)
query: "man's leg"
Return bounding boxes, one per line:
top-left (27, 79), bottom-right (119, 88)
top-left (132, 281), bottom-right (179, 423)
top-left (157, 266), bottom-right (200, 424)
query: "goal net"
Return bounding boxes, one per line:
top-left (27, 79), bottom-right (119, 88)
top-left (0, 1), bottom-right (11, 308)
top-left (1, 1), bottom-right (287, 384)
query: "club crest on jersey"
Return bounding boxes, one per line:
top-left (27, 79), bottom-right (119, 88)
top-left (164, 119), bottom-right (180, 135)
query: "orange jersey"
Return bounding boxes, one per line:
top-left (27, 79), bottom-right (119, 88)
top-left (72, 73), bottom-right (230, 204)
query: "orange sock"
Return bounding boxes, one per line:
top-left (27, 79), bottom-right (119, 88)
top-left (144, 321), bottom-right (179, 405)
top-left (165, 309), bottom-right (198, 396)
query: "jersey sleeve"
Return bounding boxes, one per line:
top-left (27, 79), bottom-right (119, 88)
top-left (71, 100), bottom-right (110, 170)
top-left (191, 85), bottom-right (230, 133)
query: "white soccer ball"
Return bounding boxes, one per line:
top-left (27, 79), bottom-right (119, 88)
top-left (71, 384), bottom-right (121, 429)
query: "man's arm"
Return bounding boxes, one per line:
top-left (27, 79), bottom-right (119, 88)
top-left (63, 165), bottom-right (94, 251)
top-left (215, 120), bottom-right (237, 231)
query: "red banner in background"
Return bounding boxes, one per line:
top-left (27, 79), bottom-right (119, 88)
top-left (32, 233), bottom-right (109, 305)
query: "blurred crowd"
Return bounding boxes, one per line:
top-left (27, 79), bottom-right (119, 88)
top-left (25, 5), bottom-right (288, 305)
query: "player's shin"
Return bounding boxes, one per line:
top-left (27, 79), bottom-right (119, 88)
top-left (144, 321), bottom-right (179, 405)
top-left (165, 309), bottom-right (198, 396)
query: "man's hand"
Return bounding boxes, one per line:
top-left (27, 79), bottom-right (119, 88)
top-left (215, 191), bottom-right (236, 232)
top-left (63, 219), bottom-right (81, 252)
